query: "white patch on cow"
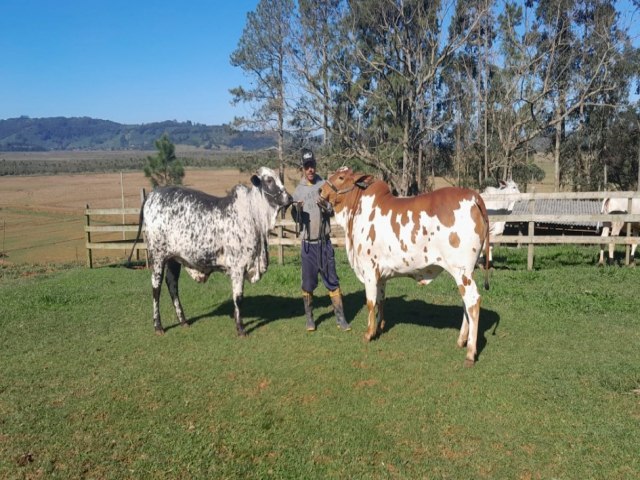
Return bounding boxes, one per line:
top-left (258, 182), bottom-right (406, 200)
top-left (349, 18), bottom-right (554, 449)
top-left (599, 197), bottom-right (640, 264)
top-left (481, 179), bottom-right (520, 263)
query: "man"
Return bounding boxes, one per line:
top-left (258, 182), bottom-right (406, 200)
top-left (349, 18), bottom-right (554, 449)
top-left (291, 149), bottom-right (351, 332)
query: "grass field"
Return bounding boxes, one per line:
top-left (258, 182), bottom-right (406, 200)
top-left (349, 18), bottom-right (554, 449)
top-left (1, 246), bottom-right (638, 479)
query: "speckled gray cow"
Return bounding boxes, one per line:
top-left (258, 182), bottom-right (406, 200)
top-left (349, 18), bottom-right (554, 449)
top-left (129, 167), bottom-right (292, 336)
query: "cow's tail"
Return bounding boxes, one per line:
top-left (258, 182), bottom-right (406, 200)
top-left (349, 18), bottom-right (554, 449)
top-left (127, 198), bottom-right (146, 266)
top-left (475, 194), bottom-right (491, 290)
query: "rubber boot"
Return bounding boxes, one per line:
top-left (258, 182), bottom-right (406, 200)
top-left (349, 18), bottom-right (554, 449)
top-left (330, 288), bottom-right (351, 331)
top-left (303, 291), bottom-right (316, 331)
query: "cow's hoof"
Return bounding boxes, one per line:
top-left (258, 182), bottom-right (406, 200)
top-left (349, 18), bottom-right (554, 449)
top-left (181, 322), bottom-right (190, 328)
top-left (237, 330), bottom-right (247, 337)
top-left (363, 333), bottom-right (373, 342)
top-left (155, 328), bottom-right (165, 336)
top-left (379, 320), bottom-right (385, 331)
top-left (463, 358), bottom-right (475, 368)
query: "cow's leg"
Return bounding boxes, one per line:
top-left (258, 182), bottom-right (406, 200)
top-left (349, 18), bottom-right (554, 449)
top-left (363, 281), bottom-right (378, 342)
top-left (377, 280), bottom-right (387, 332)
top-left (609, 222), bottom-right (624, 265)
top-left (364, 280), bottom-right (385, 342)
top-left (150, 258), bottom-right (166, 335)
top-left (165, 259), bottom-right (188, 328)
top-left (455, 273), bottom-right (481, 367)
top-left (230, 273), bottom-right (247, 337)
top-left (598, 224), bottom-right (610, 266)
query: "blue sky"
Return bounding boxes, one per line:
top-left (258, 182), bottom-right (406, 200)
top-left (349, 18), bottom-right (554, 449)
top-left (0, 0), bottom-right (259, 126)
top-left (2, 1), bottom-right (639, 127)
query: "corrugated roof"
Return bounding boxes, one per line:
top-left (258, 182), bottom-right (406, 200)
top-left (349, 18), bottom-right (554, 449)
top-left (510, 199), bottom-right (601, 227)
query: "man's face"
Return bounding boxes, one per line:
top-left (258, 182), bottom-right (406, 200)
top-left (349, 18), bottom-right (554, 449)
top-left (303, 162), bottom-right (316, 183)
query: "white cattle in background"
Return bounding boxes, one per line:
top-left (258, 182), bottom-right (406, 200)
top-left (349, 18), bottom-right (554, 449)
top-left (598, 197), bottom-right (640, 266)
top-left (480, 179), bottom-right (520, 266)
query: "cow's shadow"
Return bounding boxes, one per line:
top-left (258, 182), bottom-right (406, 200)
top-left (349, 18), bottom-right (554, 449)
top-left (177, 290), bottom-right (499, 359)
top-left (182, 294), bottom-right (303, 334)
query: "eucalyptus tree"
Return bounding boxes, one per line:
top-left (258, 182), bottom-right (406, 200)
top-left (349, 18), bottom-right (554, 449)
top-left (288, 0), bottom-right (344, 151)
top-left (443, 0), bottom-right (496, 187)
top-left (230, 0), bottom-right (295, 181)
top-left (322, 0), bottom-right (488, 195)
top-left (524, 0), bottom-right (634, 190)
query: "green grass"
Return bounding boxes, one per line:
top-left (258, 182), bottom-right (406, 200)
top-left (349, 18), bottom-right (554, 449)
top-left (1, 247), bottom-right (638, 479)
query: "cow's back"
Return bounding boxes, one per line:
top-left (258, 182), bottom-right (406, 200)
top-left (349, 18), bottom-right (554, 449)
top-left (603, 197), bottom-right (640, 214)
top-left (143, 186), bottom-right (260, 269)
top-left (345, 186), bottom-right (487, 281)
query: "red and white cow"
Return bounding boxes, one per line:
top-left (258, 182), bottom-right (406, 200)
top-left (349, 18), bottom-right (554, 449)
top-left (319, 167), bottom-right (490, 367)
top-left (598, 197), bottom-right (639, 266)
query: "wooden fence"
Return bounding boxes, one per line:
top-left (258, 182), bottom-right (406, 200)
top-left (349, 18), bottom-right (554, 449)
top-left (84, 190), bottom-right (640, 270)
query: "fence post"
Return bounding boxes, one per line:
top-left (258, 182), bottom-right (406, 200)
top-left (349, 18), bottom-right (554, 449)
top-left (527, 196), bottom-right (535, 270)
top-left (278, 223), bottom-right (284, 265)
top-left (85, 204), bottom-right (93, 268)
top-left (140, 188), bottom-right (148, 267)
top-left (625, 196), bottom-right (633, 266)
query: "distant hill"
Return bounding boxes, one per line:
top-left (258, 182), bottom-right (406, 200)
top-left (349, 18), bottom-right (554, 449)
top-left (0, 116), bottom-right (277, 152)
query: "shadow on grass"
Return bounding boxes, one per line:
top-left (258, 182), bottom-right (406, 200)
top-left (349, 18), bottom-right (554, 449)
top-left (173, 290), bottom-right (499, 358)
top-left (377, 295), bottom-right (499, 359)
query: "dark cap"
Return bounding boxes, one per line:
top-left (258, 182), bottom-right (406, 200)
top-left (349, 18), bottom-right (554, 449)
top-left (301, 149), bottom-right (315, 167)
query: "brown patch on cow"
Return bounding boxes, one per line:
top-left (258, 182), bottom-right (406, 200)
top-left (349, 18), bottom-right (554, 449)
top-left (357, 244), bottom-right (362, 255)
top-left (369, 208), bottom-right (376, 222)
top-left (470, 193), bottom-right (489, 238)
top-left (410, 210), bottom-right (420, 243)
top-left (461, 275), bottom-right (471, 286)
top-left (449, 232), bottom-right (460, 248)
top-left (367, 224), bottom-right (376, 243)
top-left (437, 256), bottom-right (442, 261)
top-left (469, 298), bottom-right (481, 324)
top-left (400, 240), bottom-right (408, 252)
top-left (403, 258), bottom-right (410, 266)
top-left (367, 248), bottom-right (371, 256)
top-left (458, 284), bottom-right (466, 296)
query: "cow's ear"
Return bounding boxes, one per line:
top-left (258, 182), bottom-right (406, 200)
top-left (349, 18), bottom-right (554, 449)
top-left (355, 174), bottom-right (375, 189)
top-left (251, 174), bottom-right (261, 188)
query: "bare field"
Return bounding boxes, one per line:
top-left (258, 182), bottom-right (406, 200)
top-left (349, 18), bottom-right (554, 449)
top-left (0, 168), bottom-right (302, 266)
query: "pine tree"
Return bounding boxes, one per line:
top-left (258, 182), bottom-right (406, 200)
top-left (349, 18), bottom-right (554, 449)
top-left (144, 134), bottom-right (184, 188)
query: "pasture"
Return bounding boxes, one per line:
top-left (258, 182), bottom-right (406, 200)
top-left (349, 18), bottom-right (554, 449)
top-left (1, 247), bottom-right (638, 479)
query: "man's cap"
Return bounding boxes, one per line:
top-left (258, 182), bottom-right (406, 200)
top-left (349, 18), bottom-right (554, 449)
top-left (301, 149), bottom-right (315, 167)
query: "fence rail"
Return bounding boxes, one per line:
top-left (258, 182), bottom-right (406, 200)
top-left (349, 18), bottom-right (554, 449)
top-left (84, 190), bottom-right (640, 269)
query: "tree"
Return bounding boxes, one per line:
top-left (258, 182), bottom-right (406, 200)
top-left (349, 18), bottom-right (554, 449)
top-left (144, 134), bottom-right (184, 188)
top-left (230, 0), bottom-right (294, 182)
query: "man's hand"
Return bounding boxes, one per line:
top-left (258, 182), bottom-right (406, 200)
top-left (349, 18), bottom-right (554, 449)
top-left (316, 197), bottom-right (333, 214)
